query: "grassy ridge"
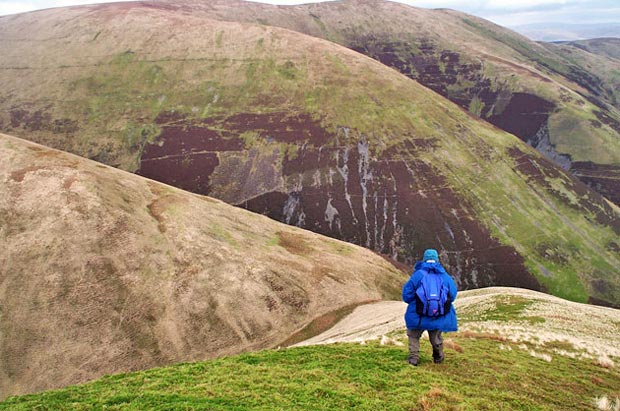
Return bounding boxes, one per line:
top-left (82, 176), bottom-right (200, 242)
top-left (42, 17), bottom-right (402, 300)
top-left (2, 335), bottom-right (618, 410)
top-left (198, 1), bottom-right (620, 164)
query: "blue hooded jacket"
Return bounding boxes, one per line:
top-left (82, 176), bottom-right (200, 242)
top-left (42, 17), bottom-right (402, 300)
top-left (402, 261), bottom-right (458, 331)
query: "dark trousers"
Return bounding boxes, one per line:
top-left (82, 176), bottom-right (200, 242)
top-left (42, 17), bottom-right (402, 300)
top-left (407, 329), bottom-right (444, 362)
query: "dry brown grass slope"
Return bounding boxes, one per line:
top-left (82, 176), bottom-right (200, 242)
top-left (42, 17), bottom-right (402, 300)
top-left (0, 132), bottom-right (405, 399)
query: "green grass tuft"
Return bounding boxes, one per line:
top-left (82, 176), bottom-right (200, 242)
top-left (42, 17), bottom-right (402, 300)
top-left (460, 295), bottom-right (546, 324)
top-left (207, 223), bottom-right (238, 246)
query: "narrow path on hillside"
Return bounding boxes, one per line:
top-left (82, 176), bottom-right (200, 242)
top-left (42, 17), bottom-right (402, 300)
top-left (293, 301), bottom-right (405, 346)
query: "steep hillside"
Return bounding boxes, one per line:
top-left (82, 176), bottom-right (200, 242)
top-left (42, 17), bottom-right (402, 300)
top-left (0, 2), bottom-right (619, 307)
top-left (0, 133), bottom-right (405, 398)
top-left (189, 0), bottom-right (620, 205)
top-left (540, 38), bottom-right (620, 204)
top-left (3, 288), bottom-right (619, 410)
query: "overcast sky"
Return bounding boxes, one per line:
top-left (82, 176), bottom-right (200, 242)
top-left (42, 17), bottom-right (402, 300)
top-left (0, 0), bottom-right (619, 28)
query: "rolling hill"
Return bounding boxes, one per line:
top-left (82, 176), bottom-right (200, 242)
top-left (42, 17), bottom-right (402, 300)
top-left (555, 38), bottom-right (620, 61)
top-left (0, 132), bottom-right (405, 398)
top-left (0, 1), bottom-right (619, 308)
top-left (2, 287), bottom-right (619, 410)
top-left (189, 0), bottom-right (620, 205)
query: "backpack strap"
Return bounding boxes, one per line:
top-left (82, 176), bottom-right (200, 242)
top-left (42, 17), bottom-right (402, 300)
top-left (417, 270), bottom-right (427, 328)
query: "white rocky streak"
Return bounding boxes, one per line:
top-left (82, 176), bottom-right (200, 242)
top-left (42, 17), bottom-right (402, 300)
top-left (313, 170), bottom-right (321, 187)
top-left (404, 161), bottom-right (416, 179)
top-left (391, 199), bottom-right (399, 242)
top-left (389, 200), bottom-right (400, 260)
top-left (469, 268), bottom-right (479, 288)
top-left (325, 198), bottom-right (340, 231)
top-left (373, 191), bottom-right (379, 250)
top-left (336, 146), bottom-right (357, 223)
top-left (391, 172), bottom-right (398, 232)
top-left (444, 221), bottom-right (455, 242)
top-left (358, 140), bottom-right (372, 248)
top-left (297, 209), bottom-right (306, 227)
top-left (341, 127), bottom-right (351, 142)
top-left (283, 194), bottom-right (299, 225)
top-left (389, 224), bottom-right (402, 260)
top-left (282, 172), bottom-right (305, 225)
top-left (379, 193), bottom-right (389, 252)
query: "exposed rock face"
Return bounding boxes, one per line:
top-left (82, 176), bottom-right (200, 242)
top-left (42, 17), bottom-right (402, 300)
top-left (136, 111), bottom-right (541, 291)
top-left (528, 124), bottom-right (572, 171)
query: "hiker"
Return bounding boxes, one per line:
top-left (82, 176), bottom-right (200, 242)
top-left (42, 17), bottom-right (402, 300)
top-left (402, 248), bottom-right (458, 366)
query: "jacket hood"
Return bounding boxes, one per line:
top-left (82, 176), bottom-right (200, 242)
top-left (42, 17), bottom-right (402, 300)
top-left (414, 261), bottom-right (447, 274)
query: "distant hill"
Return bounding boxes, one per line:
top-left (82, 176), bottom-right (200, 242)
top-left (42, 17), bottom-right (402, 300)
top-left (512, 22), bottom-right (620, 42)
top-left (556, 37), bottom-right (620, 61)
top-left (184, 0), bottom-right (620, 205)
top-left (0, 132), bottom-right (405, 399)
top-left (0, 1), bottom-right (619, 309)
top-left (3, 287), bottom-right (619, 410)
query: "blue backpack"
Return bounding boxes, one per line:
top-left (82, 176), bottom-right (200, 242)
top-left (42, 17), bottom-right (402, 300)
top-left (415, 270), bottom-right (450, 317)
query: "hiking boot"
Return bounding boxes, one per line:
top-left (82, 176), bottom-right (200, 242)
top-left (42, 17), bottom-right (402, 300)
top-left (432, 346), bottom-right (444, 364)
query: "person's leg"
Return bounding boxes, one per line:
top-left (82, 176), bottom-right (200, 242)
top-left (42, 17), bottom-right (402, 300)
top-left (428, 330), bottom-right (444, 363)
top-left (406, 329), bottom-right (423, 365)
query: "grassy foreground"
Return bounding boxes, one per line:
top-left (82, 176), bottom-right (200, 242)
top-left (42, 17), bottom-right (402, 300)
top-left (2, 333), bottom-right (618, 410)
